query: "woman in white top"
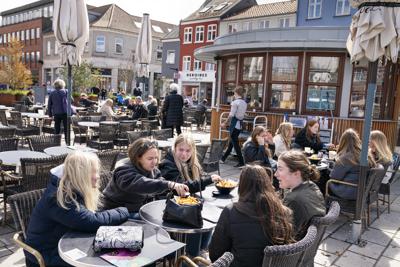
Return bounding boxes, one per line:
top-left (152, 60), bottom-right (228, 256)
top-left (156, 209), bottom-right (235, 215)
top-left (99, 98), bottom-right (115, 120)
top-left (273, 122), bottom-right (294, 158)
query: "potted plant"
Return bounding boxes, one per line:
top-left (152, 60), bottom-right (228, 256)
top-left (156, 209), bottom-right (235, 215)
top-left (72, 91), bottom-right (81, 106)
top-left (0, 90), bottom-right (28, 105)
top-left (88, 93), bottom-right (98, 101)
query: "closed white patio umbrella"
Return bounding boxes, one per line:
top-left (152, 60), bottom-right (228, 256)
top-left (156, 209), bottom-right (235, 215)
top-left (136, 13), bottom-right (153, 96)
top-left (53, 0), bottom-right (89, 145)
top-left (347, 0), bottom-right (400, 244)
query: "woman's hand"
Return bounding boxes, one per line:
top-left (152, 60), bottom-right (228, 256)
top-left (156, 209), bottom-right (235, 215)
top-left (173, 183), bottom-right (189, 197)
top-left (211, 174), bottom-right (222, 183)
top-left (256, 136), bottom-right (265, 146)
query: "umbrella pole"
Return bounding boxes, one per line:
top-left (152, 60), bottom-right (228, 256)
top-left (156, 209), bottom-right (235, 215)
top-left (351, 60), bottom-right (378, 244)
top-left (67, 62), bottom-right (72, 146)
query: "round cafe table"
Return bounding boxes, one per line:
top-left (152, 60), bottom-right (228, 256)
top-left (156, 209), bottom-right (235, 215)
top-left (0, 150), bottom-right (50, 166)
top-left (58, 220), bottom-right (184, 267)
top-left (44, 146), bottom-right (98, 157)
top-left (78, 121), bottom-right (100, 128)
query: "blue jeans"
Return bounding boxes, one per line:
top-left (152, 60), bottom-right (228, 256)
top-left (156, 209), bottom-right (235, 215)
top-left (186, 231), bottom-right (212, 257)
top-left (129, 212), bottom-right (142, 220)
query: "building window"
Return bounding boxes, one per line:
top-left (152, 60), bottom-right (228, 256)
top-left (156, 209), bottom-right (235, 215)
top-left (222, 57), bottom-right (238, 105)
top-left (21, 30), bottom-right (24, 41)
top-left (195, 26), bottom-right (204, 42)
top-left (26, 30), bottom-right (30, 40)
top-left (228, 23), bottom-right (238, 33)
top-left (205, 63), bottom-right (215, 71)
top-left (31, 52), bottom-right (35, 63)
top-left (15, 15), bottom-right (19, 23)
top-left (96, 36), bottom-right (105, 52)
top-left (55, 41), bottom-right (59, 54)
top-left (242, 21), bottom-right (252, 31)
top-left (349, 60), bottom-right (390, 118)
top-left (12, 32), bottom-right (15, 40)
top-left (259, 20), bottom-right (270, 29)
top-left (241, 55), bottom-right (265, 109)
top-left (3, 34), bottom-right (6, 43)
top-left (26, 52), bottom-right (29, 63)
top-left (49, 5), bottom-right (53, 17)
top-left (268, 54), bottom-right (302, 111)
top-left (280, 18), bottom-right (290, 28)
top-left (11, 16), bottom-right (14, 24)
top-left (8, 33), bottom-right (11, 42)
top-left (194, 60), bottom-right (202, 71)
top-left (36, 28), bottom-right (40, 39)
top-left (115, 37), bottom-right (123, 53)
top-left (183, 56), bottom-right (191, 71)
top-left (207, 24), bottom-right (217, 41)
top-left (156, 46), bottom-right (162, 61)
top-left (47, 41), bottom-right (51, 55)
top-left (166, 50), bottom-right (175, 64)
top-left (16, 31), bottom-right (20, 41)
top-left (21, 53), bottom-right (24, 63)
top-left (28, 11), bottom-right (33, 20)
top-left (0, 35), bottom-right (2, 44)
top-left (308, 0), bottom-right (322, 19)
top-left (303, 53), bottom-right (344, 115)
top-left (184, 27), bottom-right (192, 43)
top-left (336, 0), bottom-right (350, 16)
top-left (36, 51), bottom-right (40, 63)
top-left (43, 7), bottom-right (48, 17)
top-left (31, 29), bottom-right (35, 39)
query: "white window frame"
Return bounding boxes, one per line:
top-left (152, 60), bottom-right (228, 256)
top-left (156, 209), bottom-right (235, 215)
top-left (47, 41), bottom-right (51, 55)
top-left (21, 30), bottom-right (24, 41)
top-left (205, 63), bottom-right (215, 71)
top-left (183, 56), bottom-right (191, 71)
top-left (156, 46), bottom-right (162, 61)
top-left (259, 20), bottom-right (269, 29)
top-left (184, 27), bottom-right (192, 44)
top-left (26, 29), bottom-right (30, 40)
top-left (194, 60), bottom-right (202, 71)
top-left (55, 41), bottom-right (59, 55)
top-left (279, 18), bottom-right (290, 28)
top-left (207, 24), bottom-right (217, 42)
top-left (36, 51), bottom-right (40, 63)
top-left (96, 35), bottom-right (106, 52)
top-left (228, 23), bottom-right (238, 33)
top-left (49, 5), bottom-right (53, 17)
top-left (308, 0), bottom-right (322, 19)
top-left (3, 34), bottom-right (6, 43)
top-left (195, 26), bottom-right (204, 43)
top-left (31, 29), bottom-right (35, 39)
top-left (166, 50), bottom-right (175, 64)
top-left (242, 21), bottom-right (252, 31)
top-left (16, 31), bottom-right (19, 41)
top-left (36, 28), bottom-right (40, 39)
top-left (115, 37), bottom-right (123, 53)
top-left (11, 32), bottom-right (15, 40)
top-left (0, 35), bottom-right (2, 44)
top-left (31, 52), bottom-right (35, 63)
top-left (336, 0), bottom-right (350, 16)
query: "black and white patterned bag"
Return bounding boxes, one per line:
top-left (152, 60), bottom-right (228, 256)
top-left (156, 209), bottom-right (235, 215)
top-left (93, 226), bottom-right (144, 252)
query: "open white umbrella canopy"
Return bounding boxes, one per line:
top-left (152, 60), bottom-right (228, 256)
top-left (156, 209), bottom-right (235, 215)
top-left (53, 0), bottom-right (89, 66)
top-left (136, 13), bottom-right (153, 78)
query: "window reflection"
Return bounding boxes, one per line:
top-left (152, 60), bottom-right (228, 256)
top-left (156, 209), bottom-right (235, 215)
top-left (271, 84), bottom-right (297, 109)
top-left (242, 56), bottom-right (263, 81)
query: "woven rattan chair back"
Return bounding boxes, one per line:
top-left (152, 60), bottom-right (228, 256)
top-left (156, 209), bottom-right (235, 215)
top-left (27, 134), bottom-right (62, 152)
top-left (0, 138), bottom-right (19, 152)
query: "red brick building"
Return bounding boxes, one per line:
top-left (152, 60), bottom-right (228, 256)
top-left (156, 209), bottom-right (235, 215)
top-left (178, 0), bottom-right (256, 106)
top-left (0, 0), bottom-right (53, 86)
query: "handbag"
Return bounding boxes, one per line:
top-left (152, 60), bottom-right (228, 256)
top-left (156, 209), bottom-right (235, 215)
top-left (93, 226), bottom-right (144, 252)
top-left (162, 192), bottom-right (204, 228)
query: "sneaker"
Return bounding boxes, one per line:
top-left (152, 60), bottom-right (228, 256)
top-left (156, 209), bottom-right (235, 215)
top-left (219, 159), bottom-right (225, 164)
top-left (199, 249), bottom-right (210, 261)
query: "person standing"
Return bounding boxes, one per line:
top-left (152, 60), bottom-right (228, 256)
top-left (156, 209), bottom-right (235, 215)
top-left (100, 88), bottom-right (107, 100)
top-left (162, 83), bottom-right (184, 137)
top-left (47, 79), bottom-right (70, 144)
top-left (220, 86), bottom-right (247, 167)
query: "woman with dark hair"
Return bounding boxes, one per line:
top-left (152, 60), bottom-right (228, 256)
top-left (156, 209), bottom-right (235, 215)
top-left (23, 90), bottom-right (35, 106)
top-left (242, 126), bottom-right (274, 168)
top-left (209, 165), bottom-right (295, 267)
top-left (102, 138), bottom-right (188, 218)
top-left (294, 119), bottom-right (324, 152)
top-left (275, 150), bottom-right (325, 239)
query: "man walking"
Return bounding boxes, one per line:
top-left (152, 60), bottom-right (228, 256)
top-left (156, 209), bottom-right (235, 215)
top-left (162, 83), bottom-right (184, 137)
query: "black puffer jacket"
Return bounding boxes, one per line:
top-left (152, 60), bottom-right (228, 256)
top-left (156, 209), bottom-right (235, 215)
top-left (294, 127), bottom-right (324, 152)
top-left (162, 91), bottom-right (184, 126)
top-left (159, 151), bottom-right (213, 193)
top-left (209, 202), bottom-right (274, 267)
top-left (102, 158), bottom-right (170, 212)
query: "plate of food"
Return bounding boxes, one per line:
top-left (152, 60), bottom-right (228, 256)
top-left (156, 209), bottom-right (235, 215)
top-left (215, 180), bottom-right (238, 195)
top-left (308, 154), bottom-right (322, 165)
top-left (174, 196), bottom-right (201, 206)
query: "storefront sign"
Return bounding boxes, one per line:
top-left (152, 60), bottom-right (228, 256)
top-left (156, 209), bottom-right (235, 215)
top-left (179, 71), bottom-right (215, 82)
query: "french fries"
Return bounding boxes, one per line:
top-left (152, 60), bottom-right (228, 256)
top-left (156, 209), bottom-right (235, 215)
top-left (216, 180), bottom-right (237, 188)
top-left (176, 196), bottom-right (199, 205)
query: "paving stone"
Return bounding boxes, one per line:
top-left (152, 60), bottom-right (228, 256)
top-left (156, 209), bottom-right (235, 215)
top-left (319, 238), bottom-right (350, 256)
top-left (375, 256), bottom-right (400, 267)
top-left (330, 222), bottom-right (353, 242)
top-left (383, 237), bottom-right (400, 261)
top-left (370, 212), bottom-right (400, 234)
top-left (314, 249), bottom-right (338, 266)
top-left (360, 227), bottom-right (394, 246)
top-left (0, 246), bottom-right (12, 259)
top-left (335, 251), bottom-right (376, 267)
top-left (0, 247), bottom-right (25, 267)
top-left (348, 241), bottom-right (386, 259)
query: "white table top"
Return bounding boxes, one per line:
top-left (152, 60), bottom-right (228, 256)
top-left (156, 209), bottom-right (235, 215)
top-left (21, 112), bottom-right (49, 119)
top-left (0, 150), bottom-right (50, 166)
top-left (78, 121), bottom-right (99, 128)
top-left (44, 146), bottom-right (98, 156)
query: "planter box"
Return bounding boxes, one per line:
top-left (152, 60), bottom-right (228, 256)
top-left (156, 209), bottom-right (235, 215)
top-left (0, 94), bottom-right (17, 106)
top-left (88, 95), bottom-right (98, 101)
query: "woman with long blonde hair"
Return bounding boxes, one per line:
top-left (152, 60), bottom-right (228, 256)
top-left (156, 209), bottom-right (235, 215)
top-left (159, 133), bottom-right (222, 258)
top-left (25, 152), bottom-right (129, 267)
top-left (329, 129), bottom-right (377, 200)
top-left (273, 122), bottom-right (294, 157)
top-left (210, 165), bottom-right (295, 266)
top-left (370, 130), bottom-right (392, 167)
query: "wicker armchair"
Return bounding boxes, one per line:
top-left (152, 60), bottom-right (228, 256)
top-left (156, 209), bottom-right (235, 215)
top-left (97, 150), bottom-right (120, 172)
top-left (152, 129), bottom-right (172, 140)
top-left (302, 201), bottom-right (341, 267)
top-left (141, 119), bottom-right (159, 131)
top-left (379, 152), bottom-right (400, 213)
top-left (0, 137), bottom-right (19, 152)
top-left (3, 155), bottom-right (66, 224)
top-left (98, 170), bottom-right (113, 192)
top-left (176, 252), bottom-right (234, 267)
top-left (87, 122), bottom-right (119, 150)
top-left (0, 127), bottom-right (16, 138)
top-left (9, 111), bottom-right (40, 137)
top-left (0, 110), bottom-right (9, 126)
top-left (196, 144), bottom-right (210, 164)
top-left (114, 120), bottom-right (137, 148)
top-left (127, 130), bottom-right (150, 144)
top-left (326, 168), bottom-right (386, 229)
top-left (27, 134), bottom-right (62, 152)
top-left (366, 165), bottom-right (390, 224)
top-left (202, 139), bottom-right (228, 175)
top-left (8, 189), bottom-right (46, 267)
top-left (41, 117), bottom-right (56, 134)
top-left (71, 116), bottom-right (87, 145)
top-left (262, 224), bottom-right (318, 267)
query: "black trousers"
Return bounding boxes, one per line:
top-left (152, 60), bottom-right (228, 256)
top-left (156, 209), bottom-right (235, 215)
top-left (222, 128), bottom-right (244, 165)
top-left (54, 113), bottom-right (68, 144)
top-left (169, 125), bottom-right (182, 137)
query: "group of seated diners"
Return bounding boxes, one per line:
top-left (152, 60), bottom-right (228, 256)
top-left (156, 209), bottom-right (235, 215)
top-left (23, 120), bottom-right (393, 267)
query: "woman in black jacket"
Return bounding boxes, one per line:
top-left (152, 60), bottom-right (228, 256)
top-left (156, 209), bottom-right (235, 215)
top-left (209, 165), bottom-right (295, 267)
top-left (242, 126), bottom-right (275, 168)
top-left (25, 152), bottom-right (129, 267)
top-left (162, 83), bottom-right (184, 136)
top-left (102, 138), bottom-right (188, 218)
top-left (147, 99), bottom-right (158, 120)
top-left (294, 119), bottom-right (324, 152)
top-left (159, 133), bottom-right (221, 257)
